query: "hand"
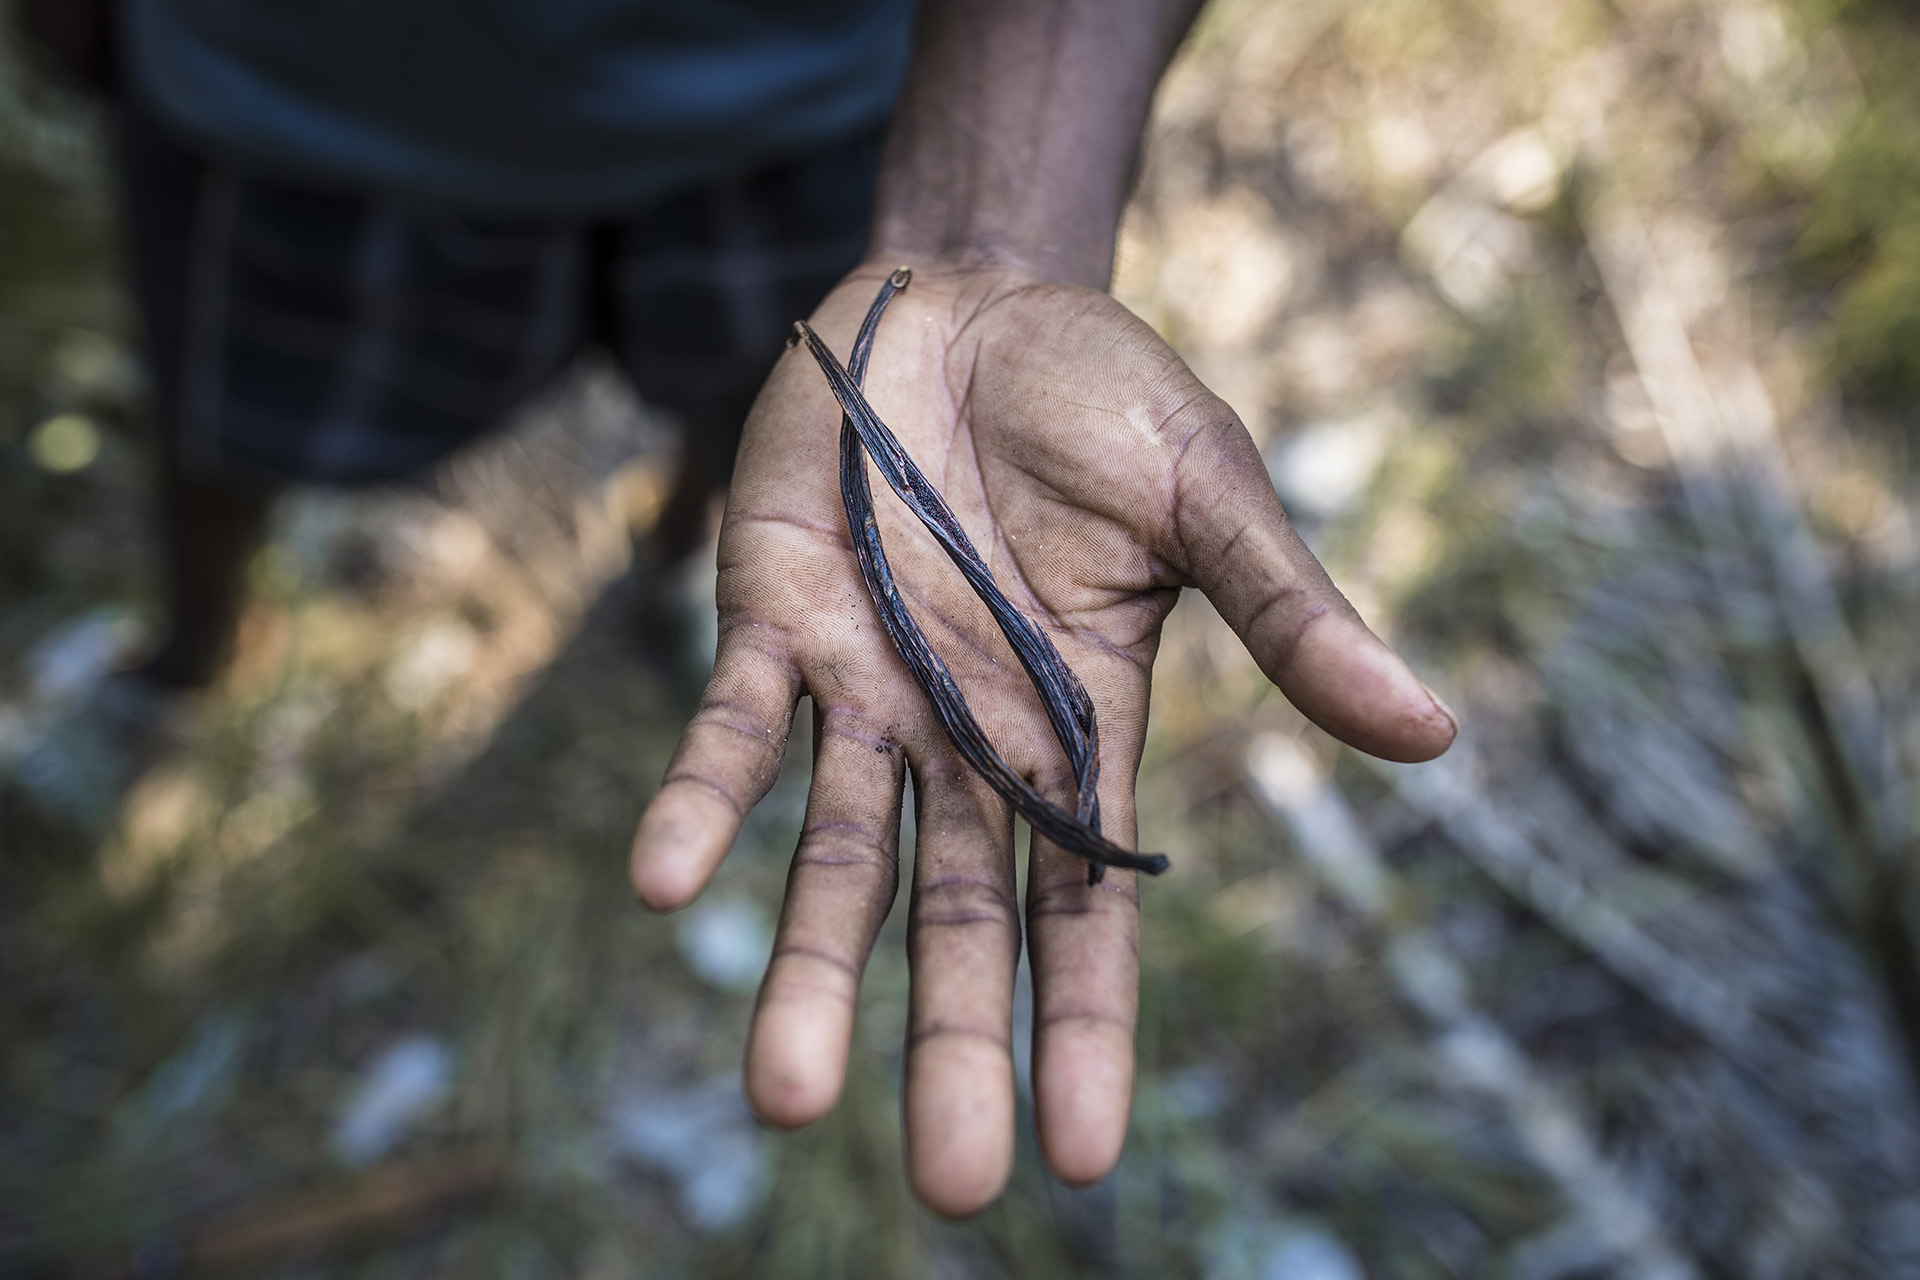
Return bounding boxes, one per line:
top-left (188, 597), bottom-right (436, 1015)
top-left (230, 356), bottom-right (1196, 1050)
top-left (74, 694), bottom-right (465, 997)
top-left (628, 260), bottom-right (1456, 1216)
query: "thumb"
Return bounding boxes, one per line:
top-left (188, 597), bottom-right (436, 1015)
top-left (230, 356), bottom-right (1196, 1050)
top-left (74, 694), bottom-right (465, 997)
top-left (1170, 409), bottom-right (1456, 763)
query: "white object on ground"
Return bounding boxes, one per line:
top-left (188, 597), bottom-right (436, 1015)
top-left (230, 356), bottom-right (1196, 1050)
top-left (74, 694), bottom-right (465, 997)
top-left (26, 608), bottom-right (141, 706)
top-left (1260, 1225), bottom-right (1366, 1280)
top-left (1267, 405), bottom-right (1399, 521)
top-left (384, 617), bottom-right (481, 709)
top-left (116, 1013), bottom-right (247, 1148)
top-left (330, 1034), bottom-right (454, 1166)
top-left (1205, 1217), bottom-right (1366, 1280)
top-left (675, 896), bottom-right (772, 993)
top-left (609, 1076), bottom-right (769, 1233)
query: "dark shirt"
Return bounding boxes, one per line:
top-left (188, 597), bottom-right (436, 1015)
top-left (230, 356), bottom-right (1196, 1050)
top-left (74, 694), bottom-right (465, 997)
top-left (122, 0), bottom-right (917, 212)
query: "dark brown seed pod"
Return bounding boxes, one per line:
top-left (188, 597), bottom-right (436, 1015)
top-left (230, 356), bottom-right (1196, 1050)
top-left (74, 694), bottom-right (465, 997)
top-left (794, 272), bottom-right (1169, 884)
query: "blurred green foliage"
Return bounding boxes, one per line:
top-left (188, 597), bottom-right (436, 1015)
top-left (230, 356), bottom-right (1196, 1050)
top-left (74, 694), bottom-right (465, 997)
top-left (1793, 1), bottom-right (1920, 412)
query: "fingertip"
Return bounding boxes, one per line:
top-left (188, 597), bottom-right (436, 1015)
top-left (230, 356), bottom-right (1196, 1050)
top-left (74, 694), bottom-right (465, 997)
top-left (1041, 1135), bottom-right (1125, 1189)
top-left (627, 792), bottom-right (731, 911)
top-left (1034, 1020), bottom-right (1133, 1187)
top-left (1283, 617), bottom-right (1458, 764)
top-left (629, 860), bottom-right (698, 913)
top-left (905, 1042), bottom-right (1015, 1218)
top-left (745, 962), bottom-right (857, 1128)
top-left (1398, 681), bottom-right (1460, 763)
top-left (628, 841), bottom-right (700, 913)
top-left (745, 1051), bottom-right (842, 1130)
top-left (631, 643), bottom-right (799, 908)
top-left (910, 1148), bottom-right (1013, 1219)
top-left (744, 1059), bottom-right (842, 1131)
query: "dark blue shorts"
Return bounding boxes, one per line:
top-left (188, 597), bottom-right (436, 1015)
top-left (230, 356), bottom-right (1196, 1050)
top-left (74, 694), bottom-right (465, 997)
top-left (113, 95), bottom-right (882, 488)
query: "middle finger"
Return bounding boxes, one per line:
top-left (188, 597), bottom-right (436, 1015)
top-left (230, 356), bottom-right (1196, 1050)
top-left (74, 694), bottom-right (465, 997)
top-left (902, 754), bottom-right (1021, 1217)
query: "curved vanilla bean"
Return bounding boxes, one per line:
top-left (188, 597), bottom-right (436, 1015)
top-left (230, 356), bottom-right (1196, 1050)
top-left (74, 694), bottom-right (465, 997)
top-left (829, 284), bottom-right (1100, 824)
top-left (805, 274), bottom-right (1168, 882)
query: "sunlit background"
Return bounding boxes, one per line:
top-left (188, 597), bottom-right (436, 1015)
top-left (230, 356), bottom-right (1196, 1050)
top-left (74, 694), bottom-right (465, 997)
top-left (6, 0), bottom-right (1920, 1274)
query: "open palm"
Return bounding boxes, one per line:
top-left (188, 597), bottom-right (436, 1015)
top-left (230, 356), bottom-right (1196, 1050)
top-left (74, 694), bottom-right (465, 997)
top-left (630, 262), bottom-right (1455, 1216)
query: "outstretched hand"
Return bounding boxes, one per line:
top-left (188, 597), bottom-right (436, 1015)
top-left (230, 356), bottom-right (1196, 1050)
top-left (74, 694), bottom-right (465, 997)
top-left (629, 261), bottom-right (1455, 1216)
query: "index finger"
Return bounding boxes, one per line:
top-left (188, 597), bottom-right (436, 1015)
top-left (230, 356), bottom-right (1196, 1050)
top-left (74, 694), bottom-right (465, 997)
top-left (630, 635), bottom-right (801, 909)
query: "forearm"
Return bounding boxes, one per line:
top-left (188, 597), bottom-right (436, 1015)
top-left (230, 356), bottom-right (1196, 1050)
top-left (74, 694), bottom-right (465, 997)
top-left (870, 0), bottom-right (1205, 289)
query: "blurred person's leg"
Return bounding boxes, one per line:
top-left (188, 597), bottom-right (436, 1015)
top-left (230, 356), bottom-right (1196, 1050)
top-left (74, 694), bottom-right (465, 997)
top-left (141, 450), bottom-right (271, 688)
top-left (21, 0), bottom-right (262, 693)
top-left (112, 92), bottom-right (273, 689)
top-left (18, 0), bottom-right (116, 95)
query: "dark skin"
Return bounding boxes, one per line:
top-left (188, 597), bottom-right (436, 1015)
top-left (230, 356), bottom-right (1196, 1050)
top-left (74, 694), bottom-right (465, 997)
top-left (630, 0), bottom-right (1457, 1218)
top-left (20, 0), bottom-right (115, 95)
top-left (137, 449), bottom-right (271, 690)
top-left (21, 0), bottom-right (251, 692)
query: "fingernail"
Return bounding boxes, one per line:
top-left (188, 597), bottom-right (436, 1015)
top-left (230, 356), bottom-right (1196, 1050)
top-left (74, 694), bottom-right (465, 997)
top-left (1420, 681), bottom-right (1460, 735)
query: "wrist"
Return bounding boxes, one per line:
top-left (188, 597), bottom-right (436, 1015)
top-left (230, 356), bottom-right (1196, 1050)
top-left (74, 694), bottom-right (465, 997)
top-left (865, 0), bottom-right (1201, 292)
top-left (867, 207), bottom-right (1119, 292)
top-left (867, 161), bottom-right (1125, 290)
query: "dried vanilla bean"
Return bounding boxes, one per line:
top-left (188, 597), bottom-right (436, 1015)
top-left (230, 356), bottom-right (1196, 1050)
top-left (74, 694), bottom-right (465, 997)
top-left (794, 270), bottom-right (1168, 883)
